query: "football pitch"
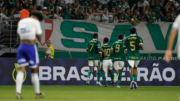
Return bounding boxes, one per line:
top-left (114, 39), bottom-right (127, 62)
top-left (0, 86), bottom-right (179, 101)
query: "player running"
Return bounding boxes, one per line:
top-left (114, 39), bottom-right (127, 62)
top-left (100, 37), bottom-right (114, 87)
top-left (165, 15), bottom-right (180, 62)
top-left (123, 28), bottom-right (143, 89)
top-left (111, 34), bottom-right (126, 88)
top-left (16, 11), bottom-right (44, 99)
top-left (86, 33), bottom-right (108, 85)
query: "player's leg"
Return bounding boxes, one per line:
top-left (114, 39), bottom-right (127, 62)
top-left (28, 45), bottom-right (44, 98)
top-left (101, 61), bottom-right (108, 87)
top-left (16, 45), bottom-right (28, 99)
top-left (95, 60), bottom-right (102, 85)
top-left (128, 60), bottom-right (135, 89)
top-left (16, 66), bottom-right (26, 99)
top-left (113, 61), bottom-right (119, 83)
top-left (133, 61), bottom-right (140, 89)
top-left (107, 60), bottom-right (114, 86)
top-left (117, 61), bottom-right (124, 88)
top-left (87, 60), bottom-right (93, 85)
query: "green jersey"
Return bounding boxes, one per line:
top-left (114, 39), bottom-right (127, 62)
top-left (118, 3), bottom-right (130, 11)
top-left (101, 44), bottom-right (111, 60)
top-left (63, 13), bottom-right (72, 19)
top-left (107, 1), bottom-right (118, 12)
top-left (125, 14), bottom-right (130, 21)
top-left (117, 13), bottom-right (125, 20)
top-left (87, 39), bottom-right (101, 60)
top-left (111, 40), bottom-right (125, 61)
top-left (152, 5), bottom-right (162, 20)
top-left (162, 16), bottom-right (172, 22)
top-left (124, 34), bottom-right (143, 60)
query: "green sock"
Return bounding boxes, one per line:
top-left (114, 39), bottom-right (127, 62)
top-left (134, 75), bottom-right (137, 82)
top-left (117, 73), bottom-right (122, 86)
top-left (102, 73), bottom-right (107, 85)
top-left (88, 70), bottom-right (92, 79)
top-left (130, 75), bottom-right (134, 82)
top-left (97, 70), bottom-right (101, 82)
top-left (110, 72), bottom-right (114, 83)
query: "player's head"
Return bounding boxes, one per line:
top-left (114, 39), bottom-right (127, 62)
top-left (103, 37), bottom-right (109, 44)
top-left (93, 33), bottom-right (98, 39)
top-left (31, 11), bottom-right (43, 21)
top-left (46, 40), bottom-right (51, 47)
top-left (130, 27), bottom-right (136, 34)
top-left (118, 34), bottom-right (123, 40)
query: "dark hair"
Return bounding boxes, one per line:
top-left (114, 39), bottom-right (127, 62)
top-left (103, 7), bottom-right (108, 10)
top-left (93, 33), bottom-right (98, 38)
top-left (32, 11), bottom-right (43, 21)
top-left (118, 34), bottom-right (123, 39)
top-left (125, 8), bottom-right (129, 12)
top-left (130, 27), bottom-right (136, 34)
top-left (37, 6), bottom-right (42, 10)
top-left (104, 37), bottom-right (109, 43)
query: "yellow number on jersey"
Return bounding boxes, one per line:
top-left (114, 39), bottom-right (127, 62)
top-left (130, 41), bottom-right (135, 51)
top-left (90, 44), bottom-right (94, 51)
top-left (104, 49), bottom-right (110, 56)
top-left (115, 44), bottom-right (120, 52)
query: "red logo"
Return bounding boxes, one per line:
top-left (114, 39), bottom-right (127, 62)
top-left (39, 19), bottom-right (53, 46)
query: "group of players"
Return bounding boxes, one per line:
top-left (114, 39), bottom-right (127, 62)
top-left (86, 28), bottom-right (143, 89)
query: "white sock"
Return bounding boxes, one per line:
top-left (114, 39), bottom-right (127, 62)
top-left (16, 71), bottom-right (24, 94)
top-left (31, 73), bottom-right (40, 94)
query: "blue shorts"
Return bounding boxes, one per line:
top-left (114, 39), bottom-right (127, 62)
top-left (17, 43), bottom-right (39, 68)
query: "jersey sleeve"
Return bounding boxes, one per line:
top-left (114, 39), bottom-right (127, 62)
top-left (139, 37), bottom-right (143, 45)
top-left (97, 41), bottom-right (101, 48)
top-left (173, 16), bottom-right (179, 30)
top-left (111, 43), bottom-right (114, 49)
top-left (123, 39), bottom-right (127, 47)
top-left (36, 21), bottom-right (42, 35)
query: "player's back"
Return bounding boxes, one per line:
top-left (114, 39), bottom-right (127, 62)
top-left (102, 44), bottom-right (111, 60)
top-left (112, 40), bottom-right (125, 61)
top-left (87, 39), bottom-right (101, 60)
top-left (124, 34), bottom-right (143, 60)
top-left (17, 18), bottom-right (42, 40)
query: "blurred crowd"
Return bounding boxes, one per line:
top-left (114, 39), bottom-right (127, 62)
top-left (0, 0), bottom-right (179, 25)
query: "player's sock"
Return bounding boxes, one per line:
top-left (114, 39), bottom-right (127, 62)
top-left (31, 73), bottom-right (40, 94)
top-left (114, 72), bottom-right (118, 78)
top-left (134, 75), bottom-right (137, 82)
top-left (117, 73), bottom-right (122, 86)
top-left (97, 70), bottom-right (101, 82)
top-left (130, 75), bottom-right (134, 82)
top-left (87, 70), bottom-right (92, 79)
top-left (102, 73), bottom-right (107, 85)
top-left (110, 72), bottom-right (114, 83)
top-left (16, 71), bottom-right (24, 94)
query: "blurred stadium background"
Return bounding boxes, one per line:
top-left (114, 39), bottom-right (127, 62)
top-left (0, 0), bottom-right (180, 101)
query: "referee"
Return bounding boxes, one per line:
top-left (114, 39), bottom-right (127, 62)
top-left (45, 40), bottom-right (54, 59)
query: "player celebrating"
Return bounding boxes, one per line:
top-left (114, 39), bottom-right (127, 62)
top-left (86, 33), bottom-right (108, 85)
top-left (123, 28), bottom-right (143, 89)
top-left (100, 37), bottom-right (114, 87)
top-left (16, 11), bottom-right (44, 99)
top-left (165, 15), bottom-right (180, 62)
top-left (111, 34), bottom-right (126, 88)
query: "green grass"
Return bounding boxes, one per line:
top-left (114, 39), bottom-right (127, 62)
top-left (0, 86), bottom-right (179, 101)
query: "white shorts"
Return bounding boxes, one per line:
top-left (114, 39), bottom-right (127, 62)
top-left (114, 61), bottom-right (124, 71)
top-left (88, 60), bottom-right (100, 67)
top-left (101, 59), bottom-right (113, 72)
top-left (128, 60), bottom-right (140, 67)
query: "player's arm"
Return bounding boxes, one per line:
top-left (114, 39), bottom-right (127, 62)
top-left (36, 21), bottom-right (43, 41)
top-left (165, 17), bottom-right (178, 62)
top-left (110, 49), bottom-right (113, 58)
top-left (139, 38), bottom-right (143, 48)
top-left (99, 47), bottom-right (108, 56)
top-left (99, 52), bottom-right (102, 61)
top-left (110, 43), bottom-right (114, 58)
top-left (86, 43), bottom-right (89, 52)
top-left (123, 40), bottom-right (127, 49)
